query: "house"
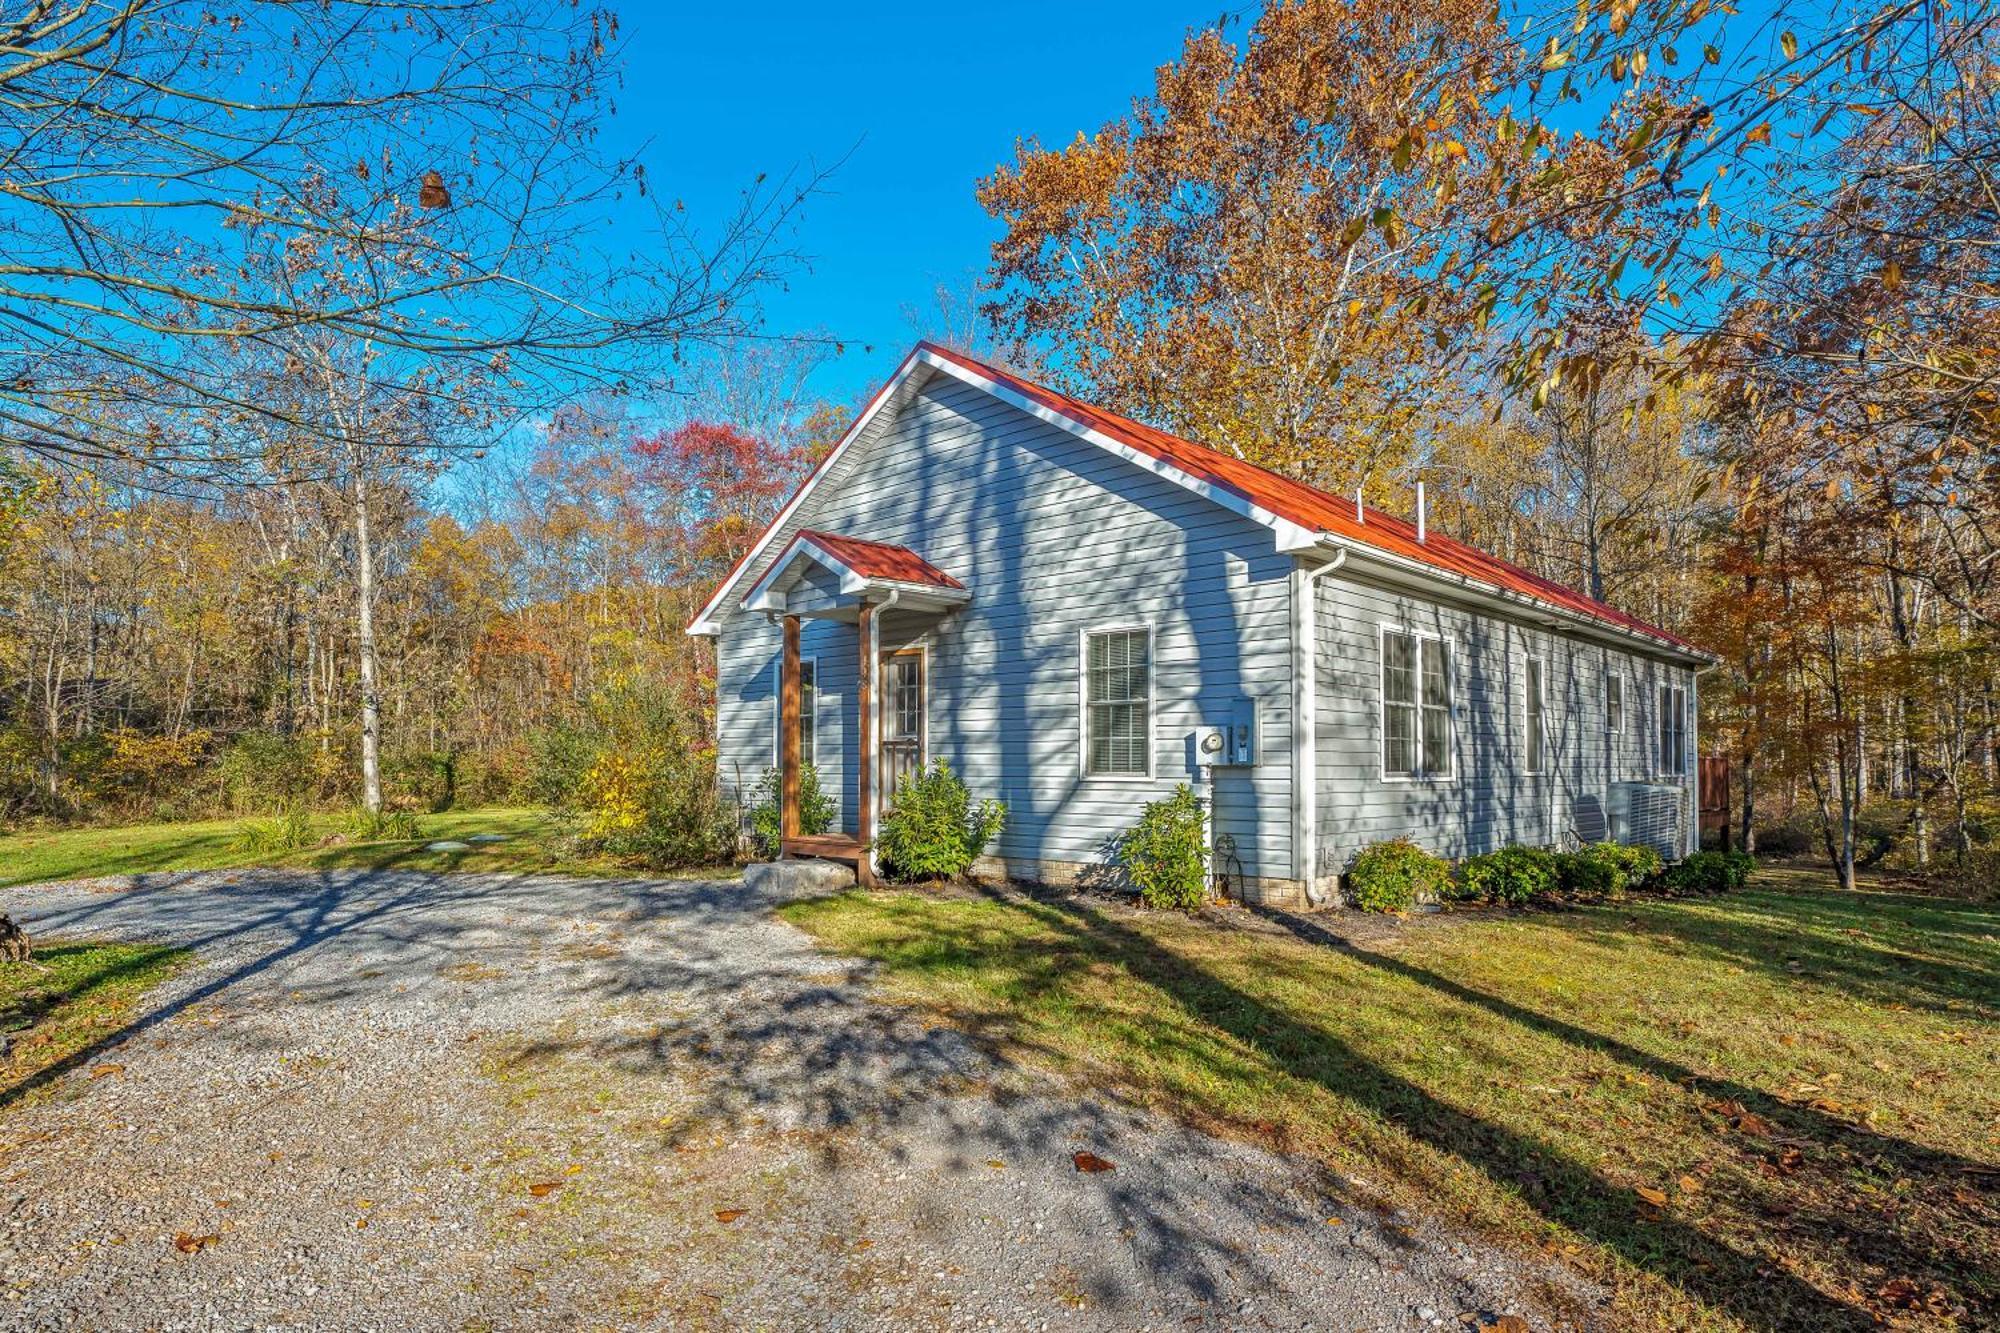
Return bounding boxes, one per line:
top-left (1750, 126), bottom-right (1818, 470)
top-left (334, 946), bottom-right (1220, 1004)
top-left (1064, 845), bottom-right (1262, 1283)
top-left (687, 342), bottom-right (1714, 906)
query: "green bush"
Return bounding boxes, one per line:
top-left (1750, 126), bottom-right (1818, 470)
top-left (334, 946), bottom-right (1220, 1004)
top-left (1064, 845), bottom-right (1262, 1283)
top-left (1459, 844), bottom-right (1562, 905)
top-left (1346, 838), bottom-right (1452, 913)
top-left (1120, 784), bottom-right (1209, 910)
top-left (1552, 842), bottom-right (1664, 901)
top-left (348, 807), bottom-right (422, 841)
top-left (747, 763), bottom-right (838, 857)
top-left (382, 751), bottom-right (456, 813)
top-left (231, 805), bottom-right (315, 857)
top-left (525, 724), bottom-right (599, 811)
top-left (874, 761), bottom-right (1005, 883)
top-left (1654, 849), bottom-right (1755, 895)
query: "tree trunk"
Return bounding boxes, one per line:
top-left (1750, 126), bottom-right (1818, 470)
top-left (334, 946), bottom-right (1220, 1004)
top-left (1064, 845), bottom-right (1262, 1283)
top-left (354, 460), bottom-right (383, 815)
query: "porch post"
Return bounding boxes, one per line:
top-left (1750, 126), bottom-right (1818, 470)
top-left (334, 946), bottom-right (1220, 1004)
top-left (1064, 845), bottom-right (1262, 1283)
top-left (781, 613), bottom-right (801, 844)
top-left (855, 600), bottom-right (877, 887)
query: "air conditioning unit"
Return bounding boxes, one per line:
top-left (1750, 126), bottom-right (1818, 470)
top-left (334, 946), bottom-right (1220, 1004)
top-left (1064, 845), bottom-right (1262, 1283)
top-left (1608, 782), bottom-right (1684, 860)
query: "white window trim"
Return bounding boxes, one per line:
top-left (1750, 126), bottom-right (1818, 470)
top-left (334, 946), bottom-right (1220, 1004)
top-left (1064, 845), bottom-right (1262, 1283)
top-left (1524, 655), bottom-right (1547, 775)
top-left (1657, 680), bottom-right (1689, 780)
top-left (1078, 623), bottom-right (1156, 781)
top-left (1378, 623), bottom-right (1457, 784)
top-left (772, 653), bottom-right (818, 771)
top-left (1605, 671), bottom-right (1625, 736)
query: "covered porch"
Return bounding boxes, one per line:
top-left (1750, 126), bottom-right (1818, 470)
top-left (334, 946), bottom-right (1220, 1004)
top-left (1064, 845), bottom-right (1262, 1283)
top-left (740, 529), bottom-right (970, 883)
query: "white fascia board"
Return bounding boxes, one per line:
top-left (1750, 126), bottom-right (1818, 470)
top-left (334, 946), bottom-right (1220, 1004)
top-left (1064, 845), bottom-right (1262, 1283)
top-left (1317, 535), bottom-right (1715, 667)
top-left (740, 535), bottom-right (865, 613)
top-left (685, 348), bottom-right (932, 636)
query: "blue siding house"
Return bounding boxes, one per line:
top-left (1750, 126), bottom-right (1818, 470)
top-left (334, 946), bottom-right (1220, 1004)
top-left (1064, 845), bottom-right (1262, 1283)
top-left (687, 343), bottom-right (1714, 906)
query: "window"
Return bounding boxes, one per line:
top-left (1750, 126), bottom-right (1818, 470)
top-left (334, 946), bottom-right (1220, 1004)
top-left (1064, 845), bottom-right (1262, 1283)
top-left (1659, 683), bottom-right (1688, 776)
top-left (1383, 630), bottom-right (1451, 779)
top-left (1606, 674), bottom-right (1624, 735)
top-left (1525, 657), bottom-right (1546, 774)
top-left (1085, 629), bottom-right (1150, 775)
top-left (773, 657), bottom-right (816, 768)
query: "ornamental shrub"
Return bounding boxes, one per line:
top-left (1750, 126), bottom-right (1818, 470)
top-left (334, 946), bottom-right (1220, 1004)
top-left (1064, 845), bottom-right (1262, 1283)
top-left (747, 762), bottom-right (838, 857)
top-left (1555, 848), bottom-right (1619, 901)
top-left (874, 761), bottom-right (1005, 882)
top-left (1459, 844), bottom-right (1561, 905)
top-left (1594, 842), bottom-right (1665, 895)
top-left (1656, 849), bottom-right (1754, 896)
top-left (1346, 838), bottom-right (1452, 913)
top-left (1120, 784), bottom-right (1209, 910)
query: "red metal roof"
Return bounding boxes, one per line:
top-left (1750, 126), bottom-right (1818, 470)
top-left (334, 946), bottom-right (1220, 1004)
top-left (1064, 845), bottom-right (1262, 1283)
top-left (756, 528), bottom-right (965, 596)
top-left (917, 341), bottom-right (1700, 654)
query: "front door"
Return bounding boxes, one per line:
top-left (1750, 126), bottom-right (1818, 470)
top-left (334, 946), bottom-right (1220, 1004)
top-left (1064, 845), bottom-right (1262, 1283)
top-left (880, 651), bottom-right (924, 805)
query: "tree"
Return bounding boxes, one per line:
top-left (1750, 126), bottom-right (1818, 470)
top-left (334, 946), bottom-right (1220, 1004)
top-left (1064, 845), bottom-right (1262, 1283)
top-left (1, 0), bottom-right (817, 481)
top-left (979, 0), bottom-right (1527, 492)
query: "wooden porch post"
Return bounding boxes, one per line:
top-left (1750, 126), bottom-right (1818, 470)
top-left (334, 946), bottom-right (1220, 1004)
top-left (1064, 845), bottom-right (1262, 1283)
top-left (780, 613), bottom-right (801, 845)
top-left (855, 600), bottom-right (876, 886)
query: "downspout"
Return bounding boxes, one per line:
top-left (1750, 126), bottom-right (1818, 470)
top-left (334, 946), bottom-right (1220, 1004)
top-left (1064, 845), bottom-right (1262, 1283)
top-left (1292, 547), bottom-right (1348, 904)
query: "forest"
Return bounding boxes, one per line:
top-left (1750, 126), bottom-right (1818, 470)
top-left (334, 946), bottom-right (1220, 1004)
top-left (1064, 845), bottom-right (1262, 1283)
top-left (1, 0), bottom-right (1994, 894)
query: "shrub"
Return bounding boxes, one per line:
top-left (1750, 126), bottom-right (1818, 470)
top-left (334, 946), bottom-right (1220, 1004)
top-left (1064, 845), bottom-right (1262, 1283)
top-left (382, 751), bottom-right (457, 813)
top-left (1459, 844), bottom-right (1562, 905)
top-left (1346, 838), bottom-right (1452, 913)
top-left (1561, 842), bottom-right (1665, 899)
top-left (578, 741), bottom-right (736, 869)
top-left (746, 763), bottom-right (838, 857)
top-left (231, 805), bottom-right (315, 857)
top-left (348, 807), bottom-right (422, 841)
top-left (1654, 849), bottom-right (1754, 896)
top-left (526, 724), bottom-right (600, 811)
top-left (874, 761), bottom-right (1005, 883)
top-left (1120, 784), bottom-right (1209, 910)
top-left (1555, 848), bottom-right (1619, 901)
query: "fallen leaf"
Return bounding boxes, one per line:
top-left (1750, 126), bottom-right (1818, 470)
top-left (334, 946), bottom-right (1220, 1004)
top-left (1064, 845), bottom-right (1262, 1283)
top-left (853, 1237), bottom-right (874, 1251)
top-left (173, 1232), bottom-right (218, 1255)
top-left (89, 1064), bottom-right (124, 1079)
top-left (527, 1181), bottom-right (561, 1198)
top-left (985, 1159), bottom-right (1005, 1170)
top-left (1636, 1186), bottom-right (1669, 1208)
top-left (714, 1208), bottom-right (746, 1224)
top-left (1323, 1216), bottom-right (1344, 1226)
top-left (355, 1217), bottom-right (368, 1230)
top-left (1073, 1151), bottom-right (1116, 1174)
top-left (1483, 1318), bottom-right (1533, 1333)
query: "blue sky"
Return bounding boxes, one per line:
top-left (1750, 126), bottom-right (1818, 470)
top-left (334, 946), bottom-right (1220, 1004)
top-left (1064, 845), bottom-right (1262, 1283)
top-left (612, 3), bottom-right (1219, 404)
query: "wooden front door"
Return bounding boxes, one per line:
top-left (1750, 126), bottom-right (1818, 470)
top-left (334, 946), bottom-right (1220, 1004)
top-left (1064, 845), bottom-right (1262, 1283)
top-left (880, 651), bottom-right (924, 805)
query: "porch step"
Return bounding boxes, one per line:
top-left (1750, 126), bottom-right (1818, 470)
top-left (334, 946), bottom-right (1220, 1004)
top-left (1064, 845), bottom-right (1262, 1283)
top-left (744, 858), bottom-right (858, 895)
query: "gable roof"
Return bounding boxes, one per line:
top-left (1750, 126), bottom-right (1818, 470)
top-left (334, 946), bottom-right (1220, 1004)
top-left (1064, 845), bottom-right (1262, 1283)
top-left (687, 341), bottom-right (1707, 661)
top-left (748, 529), bottom-right (965, 600)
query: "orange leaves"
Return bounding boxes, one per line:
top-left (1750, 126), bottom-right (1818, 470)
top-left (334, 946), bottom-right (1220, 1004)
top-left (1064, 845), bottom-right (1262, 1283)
top-left (714, 1208), bottom-right (746, 1224)
top-left (527, 1181), bottom-right (562, 1198)
top-left (1072, 1151), bottom-right (1116, 1174)
top-left (173, 1232), bottom-right (218, 1255)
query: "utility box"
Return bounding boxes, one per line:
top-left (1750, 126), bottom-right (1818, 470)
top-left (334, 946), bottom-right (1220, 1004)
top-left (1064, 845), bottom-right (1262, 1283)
top-left (1196, 698), bottom-right (1258, 767)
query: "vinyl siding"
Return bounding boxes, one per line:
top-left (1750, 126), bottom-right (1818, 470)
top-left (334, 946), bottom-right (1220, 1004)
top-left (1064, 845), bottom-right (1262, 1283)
top-left (1311, 571), bottom-right (1695, 876)
top-left (714, 369), bottom-right (1296, 879)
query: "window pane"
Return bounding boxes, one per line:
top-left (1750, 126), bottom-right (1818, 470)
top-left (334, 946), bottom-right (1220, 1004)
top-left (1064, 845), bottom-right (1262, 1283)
top-left (1383, 632), bottom-right (1415, 705)
top-left (1421, 640), bottom-right (1449, 707)
top-left (1086, 631), bottom-right (1148, 774)
top-left (1385, 703), bottom-right (1415, 776)
top-left (1526, 659), bottom-right (1544, 772)
top-left (800, 660), bottom-right (816, 761)
top-left (1421, 703), bottom-right (1449, 775)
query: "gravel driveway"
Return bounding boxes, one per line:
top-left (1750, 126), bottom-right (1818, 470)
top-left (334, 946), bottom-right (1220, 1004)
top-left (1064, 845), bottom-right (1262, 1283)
top-left (0, 868), bottom-right (1581, 1331)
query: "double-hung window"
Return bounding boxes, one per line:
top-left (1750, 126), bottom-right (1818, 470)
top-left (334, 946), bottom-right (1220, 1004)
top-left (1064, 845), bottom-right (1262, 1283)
top-left (1659, 683), bottom-right (1688, 776)
top-left (1085, 629), bottom-right (1150, 776)
top-left (773, 657), bottom-right (817, 768)
top-left (1525, 658), bottom-right (1546, 774)
top-left (1606, 674), bottom-right (1624, 735)
top-left (1383, 630), bottom-right (1451, 779)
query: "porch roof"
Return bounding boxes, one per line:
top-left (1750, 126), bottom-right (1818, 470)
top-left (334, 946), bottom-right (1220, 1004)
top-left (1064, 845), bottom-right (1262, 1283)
top-left (740, 528), bottom-right (969, 617)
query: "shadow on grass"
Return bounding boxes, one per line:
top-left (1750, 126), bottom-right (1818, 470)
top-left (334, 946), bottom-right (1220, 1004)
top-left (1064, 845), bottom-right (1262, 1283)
top-left (846, 884), bottom-right (1971, 1332)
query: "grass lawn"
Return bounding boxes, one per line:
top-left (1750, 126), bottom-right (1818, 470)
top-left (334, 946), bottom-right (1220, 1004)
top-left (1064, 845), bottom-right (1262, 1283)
top-left (1, 940), bottom-right (192, 1111)
top-left (783, 867), bottom-right (1999, 1332)
top-left (0, 807), bottom-right (728, 888)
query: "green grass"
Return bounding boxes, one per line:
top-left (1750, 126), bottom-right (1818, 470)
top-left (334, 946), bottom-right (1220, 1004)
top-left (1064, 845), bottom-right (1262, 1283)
top-left (0, 806), bottom-right (727, 887)
top-left (2, 940), bottom-right (192, 1110)
top-left (783, 867), bottom-right (2000, 1332)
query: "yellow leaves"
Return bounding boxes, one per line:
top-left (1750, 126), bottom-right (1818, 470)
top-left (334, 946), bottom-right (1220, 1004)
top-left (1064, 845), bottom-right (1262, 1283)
top-left (1540, 36), bottom-right (1571, 70)
top-left (1635, 1185), bottom-right (1668, 1207)
top-left (173, 1232), bottom-right (219, 1254)
top-left (1742, 122), bottom-right (1773, 149)
top-left (1779, 30), bottom-right (1798, 60)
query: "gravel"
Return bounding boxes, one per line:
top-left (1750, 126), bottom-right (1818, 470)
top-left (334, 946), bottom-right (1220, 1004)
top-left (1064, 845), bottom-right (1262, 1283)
top-left (0, 867), bottom-right (1597, 1330)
